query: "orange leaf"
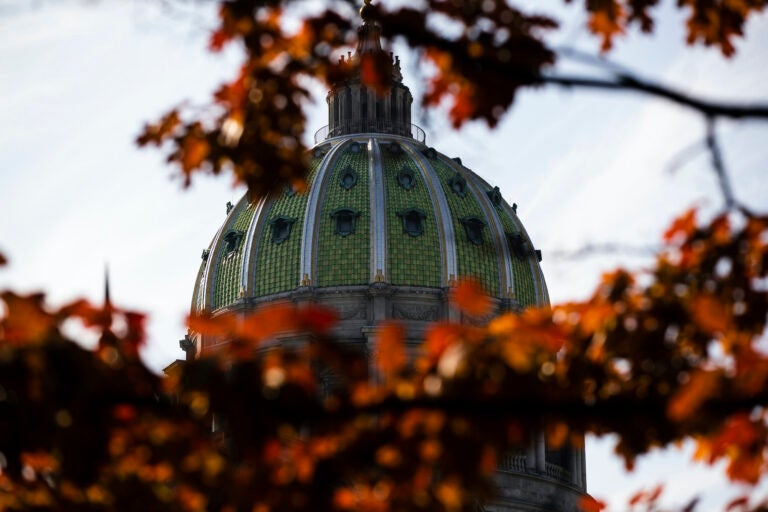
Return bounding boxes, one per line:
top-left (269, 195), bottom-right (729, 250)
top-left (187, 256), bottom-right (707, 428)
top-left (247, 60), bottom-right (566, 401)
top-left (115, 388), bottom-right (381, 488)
top-left (180, 135), bottom-right (210, 172)
top-left (691, 294), bottom-right (731, 334)
top-left (663, 208), bottom-right (697, 243)
top-left (579, 495), bottom-right (606, 512)
top-left (297, 305), bottom-right (337, 334)
top-left (333, 488), bottom-right (356, 509)
top-left (452, 279), bottom-right (492, 317)
top-left (188, 313), bottom-right (237, 337)
top-left (726, 496), bottom-right (750, 511)
top-left (376, 322), bottom-right (406, 378)
top-left (0, 291), bottom-right (56, 345)
top-left (668, 369), bottom-right (720, 422)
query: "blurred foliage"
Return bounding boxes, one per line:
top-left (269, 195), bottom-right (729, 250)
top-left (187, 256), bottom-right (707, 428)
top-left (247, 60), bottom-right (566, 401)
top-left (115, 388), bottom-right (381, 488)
top-left (4, 0), bottom-right (768, 510)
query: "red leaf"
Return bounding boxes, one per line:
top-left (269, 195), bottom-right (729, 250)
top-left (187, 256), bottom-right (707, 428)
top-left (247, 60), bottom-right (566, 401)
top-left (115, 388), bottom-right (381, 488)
top-left (663, 208), bottom-right (697, 243)
top-left (376, 322), bottom-right (407, 378)
top-left (668, 369), bottom-right (720, 422)
top-left (452, 279), bottom-right (492, 317)
top-left (579, 495), bottom-right (606, 512)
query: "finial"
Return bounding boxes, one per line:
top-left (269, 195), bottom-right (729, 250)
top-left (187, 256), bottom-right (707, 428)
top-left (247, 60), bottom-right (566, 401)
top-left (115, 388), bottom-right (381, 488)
top-left (104, 263), bottom-right (112, 309)
top-left (360, 0), bottom-right (375, 23)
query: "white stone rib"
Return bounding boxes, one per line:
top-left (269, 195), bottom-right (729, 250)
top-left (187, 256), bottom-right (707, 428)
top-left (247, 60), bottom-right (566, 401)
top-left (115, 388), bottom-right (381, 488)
top-left (239, 196), bottom-right (268, 296)
top-left (299, 140), bottom-right (347, 285)
top-left (369, 137), bottom-right (387, 282)
top-left (202, 199), bottom-right (243, 311)
top-left (403, 143), bottom-right (458, 285)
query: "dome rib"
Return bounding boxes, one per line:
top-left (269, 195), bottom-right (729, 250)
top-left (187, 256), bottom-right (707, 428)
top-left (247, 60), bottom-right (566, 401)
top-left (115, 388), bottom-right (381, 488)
top-left (369, 138), bottom-right (388, 282)
top-left (299, 139), bottom-right (350, 286)
top-left (240, 195), bottom-right (270, 297)
top-left (198, 198), bottom-right (247, 311)
top-left (211, 199), bottom-right (258, 309)
top-left (401, 141), bottom-right (458, 285)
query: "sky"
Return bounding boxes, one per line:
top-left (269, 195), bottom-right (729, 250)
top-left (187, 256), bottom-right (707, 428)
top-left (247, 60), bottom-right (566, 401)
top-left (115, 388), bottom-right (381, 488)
top-left (1, 0), bottom-right (767, 509)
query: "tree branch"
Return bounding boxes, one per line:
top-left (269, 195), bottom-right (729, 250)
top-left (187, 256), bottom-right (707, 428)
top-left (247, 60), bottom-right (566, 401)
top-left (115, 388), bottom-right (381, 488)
top-left (539, 72), bottom-right (768, 121)
top-left (705, 118), bottom-right (737, 210)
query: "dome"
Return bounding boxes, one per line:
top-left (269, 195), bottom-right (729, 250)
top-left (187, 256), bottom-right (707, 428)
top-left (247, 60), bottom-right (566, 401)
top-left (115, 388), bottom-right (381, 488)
top-left (183, 5), bottom-right (586, 509)
top-left (191, 135), bottom-right (548, 316)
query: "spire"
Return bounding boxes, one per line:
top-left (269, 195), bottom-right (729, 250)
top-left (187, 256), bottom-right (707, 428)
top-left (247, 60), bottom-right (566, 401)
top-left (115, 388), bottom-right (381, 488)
top-left (322, 0), bottom-right (414, 139)
top-left (104, 263), bottom-right (112, 309)
top-left (356, 0), bottom-right (383, 55)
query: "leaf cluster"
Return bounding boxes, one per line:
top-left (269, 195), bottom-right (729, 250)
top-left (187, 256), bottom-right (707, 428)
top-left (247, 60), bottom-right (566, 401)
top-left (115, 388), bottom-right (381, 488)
top-left (1, 209), bottom-right (767, 510)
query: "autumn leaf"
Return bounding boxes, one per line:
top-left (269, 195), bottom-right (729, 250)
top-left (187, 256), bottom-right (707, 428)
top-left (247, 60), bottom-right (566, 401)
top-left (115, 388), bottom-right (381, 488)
top-left (663, 207), bottom-right (697, 243)
top-left (375, 322), bottom-right (406, 379)
top-left (691, 294), bottom-right (731, 334)
top-left (0, 291), bottom-right (56, 345)
top-left (667, 369), bottom-right (720, 422)
top-left (579, 495), bottom-right (606, 512)
top-left (587, 6), bottom-right (625, 52)
top-left (179, 133), bottom-right (211, 173)
top-left (452, 279), bottom-right (492, 317)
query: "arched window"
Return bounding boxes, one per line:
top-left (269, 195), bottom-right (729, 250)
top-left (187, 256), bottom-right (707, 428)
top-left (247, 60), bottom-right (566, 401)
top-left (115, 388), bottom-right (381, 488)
top-left (331, 208), bottom-right (360, 237)
top-left (486, 186), bottom-right (502, 207)
top-left (447, 173), bottom-right (467, 197)
top-left (269, 217), bottom-right (296, 244)
top-left (460, 217), bottom-right (485, 245)
top-left (223, 230), bottom-right (245, 254)
top-left (397, 209), bottom-right (426, 237)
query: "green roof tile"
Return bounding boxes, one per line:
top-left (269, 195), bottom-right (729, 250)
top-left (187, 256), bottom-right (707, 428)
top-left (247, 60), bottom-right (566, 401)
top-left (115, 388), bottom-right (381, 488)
top-left (316, 145), bottom-right (370, 287)
top-left (431, 158), bottom-right (500, 296)
top-left (382, 148), bottom-right (441, 287)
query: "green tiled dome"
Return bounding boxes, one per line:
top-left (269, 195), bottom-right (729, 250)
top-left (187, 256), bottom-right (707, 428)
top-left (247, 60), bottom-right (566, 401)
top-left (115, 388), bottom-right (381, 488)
top-left (191, 135), bottom-right (548, 313)
top-left (183, 5), bottom-right (588, 507)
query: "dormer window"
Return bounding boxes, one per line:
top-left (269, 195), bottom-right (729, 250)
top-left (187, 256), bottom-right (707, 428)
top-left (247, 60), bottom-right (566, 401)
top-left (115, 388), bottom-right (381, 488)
top-left (448, 173), bottom-right (467, 197)
top-left (460, 217), bottom-right (485, 245)
top-left (487, 186), bottom-right (502, 207)
top-left (507, 233), bottom-right (528, 258)
top-left (339, 167), bottom-right (358, 190)
top-left (397, 168), bottom-right (416, 190)
top-left (422, 147), bottom-right (437, 159)
top-left (387, 142), bottom-right (402, 154)
top-left (397, 209), bottom-right (426, 237)
top-left (269, 216), bottom-right (296, 244)
top-left (222, 230), bottom-right (244, 254)
top-left (331, 208), bottom-right (360, 237)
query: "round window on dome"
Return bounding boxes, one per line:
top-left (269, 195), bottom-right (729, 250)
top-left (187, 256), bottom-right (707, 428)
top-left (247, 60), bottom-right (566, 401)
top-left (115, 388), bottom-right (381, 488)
top-left (339, 167), bottom-right (359, 190)
top-left (397, 168), bottom-right (416, 190)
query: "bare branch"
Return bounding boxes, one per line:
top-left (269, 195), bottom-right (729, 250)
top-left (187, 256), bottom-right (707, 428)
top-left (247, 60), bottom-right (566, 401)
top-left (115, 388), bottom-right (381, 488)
top-left (705, 118), bottom-right (737, 210)
top-left (540, 71), bottom-right (768, 120)
top-left (548, 243), bottom-right (660, 261)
